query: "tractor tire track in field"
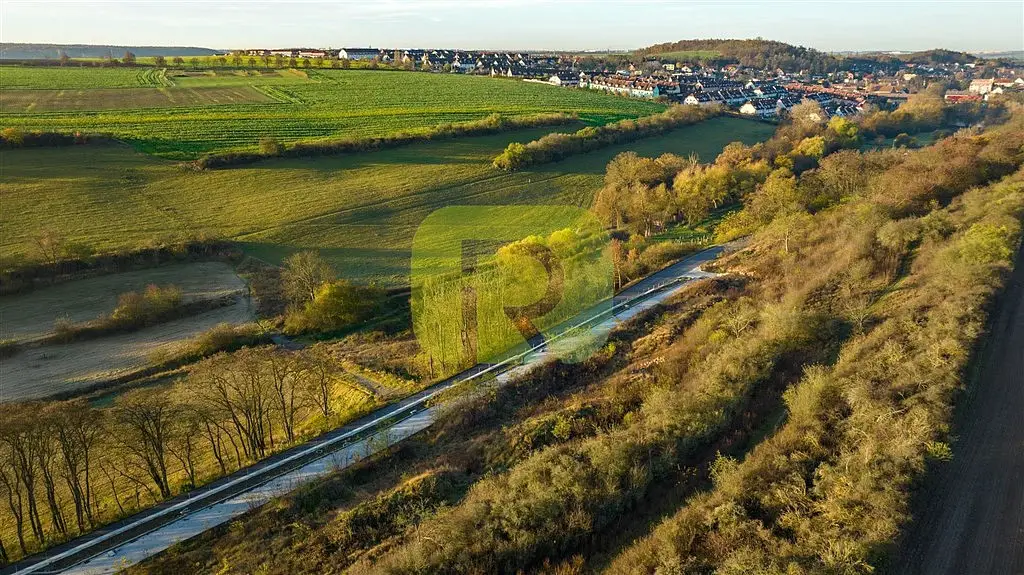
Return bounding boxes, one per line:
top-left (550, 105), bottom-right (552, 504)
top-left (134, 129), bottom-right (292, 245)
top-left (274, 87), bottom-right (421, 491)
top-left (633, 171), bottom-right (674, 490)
top-left (891, 244), bottom-right (1024, 575)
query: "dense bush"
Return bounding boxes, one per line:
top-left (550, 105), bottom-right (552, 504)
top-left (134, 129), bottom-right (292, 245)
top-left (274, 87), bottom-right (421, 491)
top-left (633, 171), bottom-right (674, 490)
top-left (109, 284), bottom-right (183, 327)
top-left (46, 285), bottom-right (245, 344)
top-left (492, 105), bottom-right (721, 171)
top-left (171, 322), bottom-right (268, 361)
top-left (284, 280), bottom-right (385, 335)
top-left (604, 110), bottom-right (1024, 575)
top-left (0, 127), bottom-right (102, 148)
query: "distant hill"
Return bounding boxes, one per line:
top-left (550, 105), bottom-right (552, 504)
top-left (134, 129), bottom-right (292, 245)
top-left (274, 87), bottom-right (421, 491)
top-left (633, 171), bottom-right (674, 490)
top-left (637, 39), bottom-right (839, 72)
top-left (0, 43), bottom-right (220, 60)
top-left (857, 48), bottom-right (980, 65)
top-left (637, 40), bottom-right (1003, 72)
top-left (974, 50), bottom-right (1024, 61)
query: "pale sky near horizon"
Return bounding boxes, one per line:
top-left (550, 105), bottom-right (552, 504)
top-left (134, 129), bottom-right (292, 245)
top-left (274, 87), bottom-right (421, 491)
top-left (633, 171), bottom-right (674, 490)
top-left (1, 0), bottom-right (1022, 54)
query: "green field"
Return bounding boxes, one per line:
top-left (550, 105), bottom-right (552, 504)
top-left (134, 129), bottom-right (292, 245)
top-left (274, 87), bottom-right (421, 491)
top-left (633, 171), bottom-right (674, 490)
top-left (0, 116), bottom-right (774, 286)
top-left (0, 66), bottom-right (665, 158)
top-left (0, 66), bottom-right (171, 88)
top-left (650, 49), bottom-right (724, 62)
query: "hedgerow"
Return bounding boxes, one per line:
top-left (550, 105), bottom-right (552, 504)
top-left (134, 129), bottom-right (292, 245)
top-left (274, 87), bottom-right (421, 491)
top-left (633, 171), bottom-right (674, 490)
top-left (189, 112), bottom-right (575, 169)
top-left (492, 104), bottom-right (722, 171)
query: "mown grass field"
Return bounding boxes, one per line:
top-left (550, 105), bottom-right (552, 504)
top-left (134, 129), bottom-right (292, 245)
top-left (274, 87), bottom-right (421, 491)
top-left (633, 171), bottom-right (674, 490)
top-left (0, 116), bottom-right (775, 286)
top-left (648, 49), bottom-right (723, 61)
top-left (0, 301), bottom-right (254, 402)
top-left (0, 66), bottom-right (665, 158)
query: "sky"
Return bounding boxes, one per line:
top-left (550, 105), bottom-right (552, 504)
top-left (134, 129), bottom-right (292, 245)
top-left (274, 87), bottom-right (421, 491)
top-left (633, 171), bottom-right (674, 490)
top-left (1, 0), bottom-right (1022, 54)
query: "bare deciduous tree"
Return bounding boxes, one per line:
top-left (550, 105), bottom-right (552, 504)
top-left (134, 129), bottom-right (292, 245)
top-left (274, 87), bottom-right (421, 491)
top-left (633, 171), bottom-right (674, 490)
top-left (0, 405), bottom-right (46, 544)
top-left (33, 228), bottom-right (64, 269)
top-left (48, 400), bottom-right (102, 532)
top-left (0, 446), bottom-right (28, 555)
top-left (299, 344), bottom-right (338, 420)
top-left (281, 250), bottom-right (335, 305)
top-left (111, 389), bottom-right (176, 499)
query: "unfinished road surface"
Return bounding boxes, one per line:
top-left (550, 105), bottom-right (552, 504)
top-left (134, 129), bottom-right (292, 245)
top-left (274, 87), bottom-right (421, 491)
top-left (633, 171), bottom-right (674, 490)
top-left (892, 245), bottom-right (1024, 574)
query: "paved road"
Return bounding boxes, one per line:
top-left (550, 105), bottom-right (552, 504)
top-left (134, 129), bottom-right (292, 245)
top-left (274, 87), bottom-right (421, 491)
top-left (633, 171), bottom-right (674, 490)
top-left (5, 244), bottom-right (729, 575)
top-left (891, 244), bottom-right (1024, 575)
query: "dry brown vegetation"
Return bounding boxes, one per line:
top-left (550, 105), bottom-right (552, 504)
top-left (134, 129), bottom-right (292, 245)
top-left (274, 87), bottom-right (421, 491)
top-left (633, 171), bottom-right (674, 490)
top-left (128, 277), bottom-right (739, 575)
top-left (122, 98), bottom-right (1024, 575)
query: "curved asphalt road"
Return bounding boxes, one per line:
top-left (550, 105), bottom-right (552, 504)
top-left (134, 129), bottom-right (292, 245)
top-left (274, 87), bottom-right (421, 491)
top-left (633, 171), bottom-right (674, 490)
top-left (4, 244), bottom-right (728, 575)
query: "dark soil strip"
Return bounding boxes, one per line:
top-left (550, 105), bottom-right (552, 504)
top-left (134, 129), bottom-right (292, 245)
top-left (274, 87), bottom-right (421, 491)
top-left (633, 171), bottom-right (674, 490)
top-left (889, 243), bottom-right (1024, 574)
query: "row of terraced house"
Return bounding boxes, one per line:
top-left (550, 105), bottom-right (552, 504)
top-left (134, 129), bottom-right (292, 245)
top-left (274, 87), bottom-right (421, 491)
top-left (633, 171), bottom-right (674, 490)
top-left (243, 47), bottom-right (567, 76)
top-left (563, 71), bottom-right (866, 119)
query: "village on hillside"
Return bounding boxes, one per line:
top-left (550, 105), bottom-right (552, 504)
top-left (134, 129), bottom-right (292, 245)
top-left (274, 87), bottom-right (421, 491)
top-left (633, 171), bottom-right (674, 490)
top-left (241, 46), bottom-right (1024, 119)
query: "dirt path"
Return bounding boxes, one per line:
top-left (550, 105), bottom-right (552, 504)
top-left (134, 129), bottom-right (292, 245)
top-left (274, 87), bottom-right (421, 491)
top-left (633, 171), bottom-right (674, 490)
top-left (891, 246), bottom-right (1024, 574)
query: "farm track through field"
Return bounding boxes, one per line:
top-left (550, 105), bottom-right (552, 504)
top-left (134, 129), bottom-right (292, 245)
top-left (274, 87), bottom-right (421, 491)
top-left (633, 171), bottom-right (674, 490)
top-left (890, 243), bottom-right (1024, 574)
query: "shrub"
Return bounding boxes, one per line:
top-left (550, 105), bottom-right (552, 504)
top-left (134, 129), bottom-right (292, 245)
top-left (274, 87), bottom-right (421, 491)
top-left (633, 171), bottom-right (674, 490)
top-left (0, 339), bottom-right (20, 359)
top-left (258, 137), bottom-right (283, 155)
top-left (190, 113), bottom-right (575, 169)
top-left (284, 280), bottom-right (384, 334)
top-left (493, 105), bottom-right (721, 171)
top-left (181, 322), bottom-right (265, 358)
top-left (109, 284), bottom-right (183, 328)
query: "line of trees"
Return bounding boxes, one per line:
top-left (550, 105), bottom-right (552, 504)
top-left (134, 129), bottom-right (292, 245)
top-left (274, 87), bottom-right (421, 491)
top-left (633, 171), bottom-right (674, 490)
top-left (492, 105), bottom-right (721, 171)
top-left (0, 128), bottom-right (100, 150)
top-left (0, 342), bottom-right (377, 564)
top-left (189, 112), bottom-right (576, 170)
top-left (0, 234), bottom-right (237, 296)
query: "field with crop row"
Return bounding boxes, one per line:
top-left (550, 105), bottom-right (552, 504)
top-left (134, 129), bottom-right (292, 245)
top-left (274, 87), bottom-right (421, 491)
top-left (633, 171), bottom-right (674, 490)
top-left (0, 65), bottom-right (171, 88)
top-left (0, 117), bottom-right (775, 286)
top-left (0, 86), bottom-right (279, 112)
top-left (0, 67), bottom-right (665, 158)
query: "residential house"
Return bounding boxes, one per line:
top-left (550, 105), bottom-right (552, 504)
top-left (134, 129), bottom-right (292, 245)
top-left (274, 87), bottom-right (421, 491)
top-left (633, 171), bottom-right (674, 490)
top-left (549, 71), bottom-right (580, 87)
top-left (739, 98), bottom-right (778, 118)
top-left (585, 75), bottom-right (663, 98)
top-left (684, 92), bottom-right (718, 106)
top-left (944, 89), bottom-right (983, 103)
top-left (339, 48), bottom-right (381, 60)
top-left (968, 78), bottom-right (995, 94)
